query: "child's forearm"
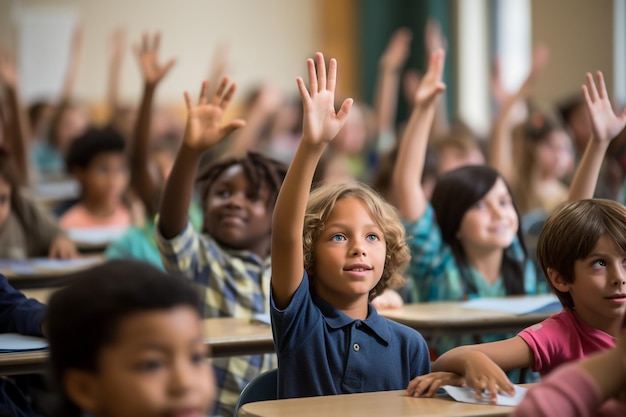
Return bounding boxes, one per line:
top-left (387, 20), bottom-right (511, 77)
top-left (130, 84), bottom-right (158, 216)
top-left (568, 139), bottom-right (610, 201)
top-left (271, 140), bottom-right (325, 306)
top-left (4, 86), bottom-right (30, 185)
top-left (392, 104), bottom-right (436, 222)
top-left (158, 144), bottom-right (202, 238)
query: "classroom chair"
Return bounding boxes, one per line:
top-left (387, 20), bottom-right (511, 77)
top-left (233, 368), bottom-right (278, 417)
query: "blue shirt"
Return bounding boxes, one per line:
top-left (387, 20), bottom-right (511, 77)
top-left (271, 272), bottom-right (431, 399)
top-left (0, 274), bottom-right (46, 336)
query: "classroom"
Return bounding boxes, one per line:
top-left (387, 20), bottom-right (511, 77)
top-left (0, 0), bottom-right (624, 416)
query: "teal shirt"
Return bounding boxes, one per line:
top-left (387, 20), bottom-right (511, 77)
top-left (105, 202), bottom-right (203, 269)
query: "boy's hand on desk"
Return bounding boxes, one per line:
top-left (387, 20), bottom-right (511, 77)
top-left (463, 351), bottom-right (515, 404)
top-left (48, 236), bottom-right (79, 259)
top-left (371, 289), bottom-right (403, 309)
top-left (183, 77), bottom-right (246, 151)
top-left (407, 371), bottom-right (465, 398)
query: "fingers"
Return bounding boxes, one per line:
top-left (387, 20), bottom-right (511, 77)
top-left (307, 58), bottom-right (317, 94)
top-left (212, 77), bottom-right (229, 105)
top-left (183, 91), bottom-right (192, 112)
top-left (220, 119), bottom-right (246, 137)
top-left (296, 77), bottom-right (311, 104)
top-left (596, 71), bottom-right (607, 99)
top-left (198, 80), bottom-right (209, 105)
top-left (316, 52), bottom-right (327, 91)
top-left (336, 98), bottom-right (353, 123)
top-left (219, 82), bottom-right (237, 110)
top-left (587, 72), bottom-right (599, 102)
top-left (327, 58), bottom-right (337, 92)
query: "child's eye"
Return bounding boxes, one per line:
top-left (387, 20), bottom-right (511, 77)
top-left (591, 259), bottom-right (607, 268)
top-left (191, 352), bottom-right (206, 365)
top-left (473, 201), bottom-right (486, 210)
top-left (0, 195), bottom-right (9, 205)
top-left (331, 234), bottom-right (346, 242)
top-left (135, 359), bottom-right (164, 372)
top-left (215, 189), bottom-right (230, 198)
top-left (499, 197), bottom-right (511, 207)
top-left (366, 234), bottom-right (379, 242)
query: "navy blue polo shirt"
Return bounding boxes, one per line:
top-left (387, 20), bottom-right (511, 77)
top-left (270, 272), bottom-right (431, 399)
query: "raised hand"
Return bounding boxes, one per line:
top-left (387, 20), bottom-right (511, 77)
top-left (183, 77), bottom-right (246, 150)
top-left (0, 46), bottom-right (18, 89)
top-left (296, 52), bottom-right (353, 147)
top-left (133, 32), bottom-right (175, 87)
top-left (583, 71), bottom-right (626, 144)
top-left (379, 28), bottom-right (412, 72)
top-left (413, 49), bottom-right (446, 108)
top-left (424, 19), bottom-right (447, 57)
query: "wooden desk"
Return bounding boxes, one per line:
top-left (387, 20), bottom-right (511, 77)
top-left (238, 389), bottom-right (516, 417)
top-left (3, 257), bottom-right (103, 289)
top-left (0, 317), bottom-right (274, 376)
top-left (22, 288), bottom-right (54, 304)
top-left (379, 298), bottom-right (555, 340)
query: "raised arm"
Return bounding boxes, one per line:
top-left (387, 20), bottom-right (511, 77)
top-left (157, 78), bottom-right (245, 238)
top-left (391, 49), bottom-right (445, 222)
top-left (373, 27), bottom-right (412, 153)
top-left (271, 53), bottom-right (352, 308)
top-left (424, 20), bottom-right (450, 139)
top-left (568, 71), bottom-right (626, 201)
top-left (0, 46), bottom-right (30, 185)
top-left (488, 45), bottom-right (549, 185)
top-left (131, 32), bottom-right (176, 217)
top-left (59, 24), bottom-right (82, 104)
top-left (106, 27), bottom-right (126, 123)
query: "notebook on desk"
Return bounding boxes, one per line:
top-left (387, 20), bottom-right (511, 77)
top-left (0, 257), bottom-right (101, 275)
top-left (462, 294), bottom-right (562, 315)
top-left (0, 334), bottom-right (48, 353)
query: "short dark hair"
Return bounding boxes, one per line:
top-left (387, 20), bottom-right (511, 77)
top-left (537, 199), bottom-right (626, 309)
top-left (431, 165), bottom-right (527, 297)
top-left (196, 151), bottom-right (287, 232)
top-left (47, 260), bottom-right (201, 417)
top-left (65, 126), bottom-right (126, 171)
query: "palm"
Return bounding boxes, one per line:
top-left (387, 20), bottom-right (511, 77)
top-left (183, 78), bottom-right (245, 151)
top-left (134, 33), bottom-right (174, 86)
top-left (413, 49), bottom-right (446, 106)
top-left (584, 71), bottom-right (626, 143)
top-left (297, 53), bottom-right (352, 146)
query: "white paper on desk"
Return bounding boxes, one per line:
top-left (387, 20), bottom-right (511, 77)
top-left (29, 257), bottom-right (101, 270)
top-left (67, 227), bottom-right (128, 245)
top-left (0, 334), bottom-right (48, 352)
top-left (443, 385), bottom-right (527, 407)
top-left (462, 294), bottom-right (562, 315)
top-left (251, 313), bottom-right (271, 325)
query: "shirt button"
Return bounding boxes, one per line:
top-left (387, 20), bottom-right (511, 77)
top-left (353, 343), bottom-right (360, 352)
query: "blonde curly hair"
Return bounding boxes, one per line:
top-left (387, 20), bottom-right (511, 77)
top-left (303, 182), bottom-right (409, 301)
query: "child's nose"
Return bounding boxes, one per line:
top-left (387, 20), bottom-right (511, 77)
top-left (351, 243), bottom-right (366, 256)
top-left (612, 264), bottom-right (626, 286)
top-left (226, 192), bottom-right (245, 207)
top-left (168, 362), bottom-right (193, 395)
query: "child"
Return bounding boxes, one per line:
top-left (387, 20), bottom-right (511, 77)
top-left (407, 70), bottom-right (626, 403)
top-left (0, 150), bottom-right (77, 259)
top-left (46, 259), bottom-right (215, 417)
top-left (270, 52), bottom-right (430, 398)
top-left (156, 77), bottom-right (287, 416)
top-left (511, 314), bottom-right (626, 417)
top-left (59, 126), bottom-right (132, 229)
top-left (391, 49), bottom-right (542, 355)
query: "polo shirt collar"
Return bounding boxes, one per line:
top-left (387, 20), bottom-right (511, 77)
top-left (313, 294), bottom-right (391, 344)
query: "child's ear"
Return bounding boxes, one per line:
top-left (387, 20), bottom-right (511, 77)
top-left (546, 267), bottom-right (571, 292)
top-left (64, 369), bottom-right (101, 413)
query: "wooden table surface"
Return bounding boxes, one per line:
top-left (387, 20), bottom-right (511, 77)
top-left (0, 317), bottom-right (274, 376)
top-left (238, 389), bottom-right (517, 417)
top-left (378, 298), bottom-right (554, 339)
top-left (3, 256), bottom-right (103, 289)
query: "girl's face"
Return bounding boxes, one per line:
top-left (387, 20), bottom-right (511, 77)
top-left (68, 306), bottom-right (215, 417)
top-left (535, 130), bottom-right (574, 179)
top-left (0, 177), bottom-right (10, 228)
top-left (456, 178), bottom-right (519, 253)
top-left (204, 164), bottom-right (272, 257)
top-left (313, 197), bottom-right (387, 306)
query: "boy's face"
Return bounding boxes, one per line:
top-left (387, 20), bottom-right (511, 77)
top-left (77, 153), bottom-right (129, 207)
top-left (204, 164), bottom-right (272, 257)
top-left (313, 197), bottom-right (387, 305)
top-left (565, 234), bottom-right (626, 332)
top-left (73, 306), bottom-right (215, 417)
top-left (0, 177), bottom-right (11, 228)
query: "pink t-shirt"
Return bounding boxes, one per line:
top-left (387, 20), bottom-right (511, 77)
top-left (511, 364), bottom-right (626, 417)
top-left (518, 310), bottom-right (615, 376)
top-left (59, 204), bottom-right (132, 229)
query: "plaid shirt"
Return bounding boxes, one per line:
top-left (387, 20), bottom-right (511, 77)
top-left (404, 204), bottom-right (546, 355)
top-left (156, 222), bottom-right (274, 417)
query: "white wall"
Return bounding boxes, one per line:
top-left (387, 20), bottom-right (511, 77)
top-left (0, 0), bottom-right (318, 107)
